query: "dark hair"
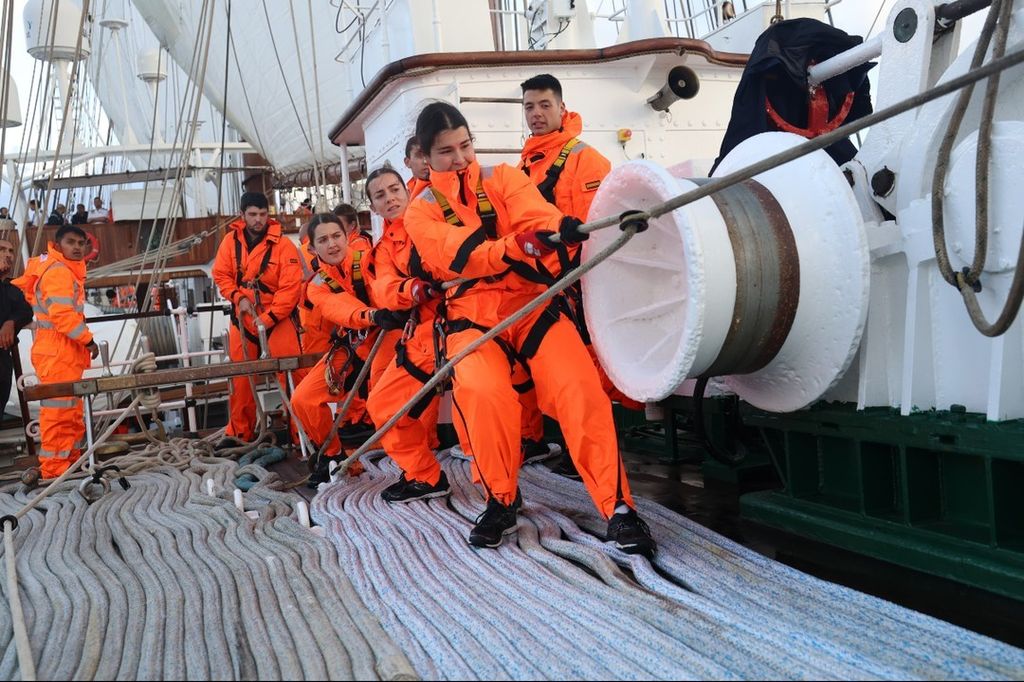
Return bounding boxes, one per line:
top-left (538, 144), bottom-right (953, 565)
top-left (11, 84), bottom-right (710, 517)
top-left (415, 101), bottom-right (471, 155)
top-left (56, 223), bottom-right (88, 241)
top-left (332, 203), bottom-right (358, 225)
top-left (305, 213), bottom-right (348, 243)
top-left (240, 192), bottom-right (269, 212)
top-left (404, 135), bottom-right (421, 159)
top-left (365, 166), bottom-right (407, 195)
top-left (521, 73), bottom-right (563, 100)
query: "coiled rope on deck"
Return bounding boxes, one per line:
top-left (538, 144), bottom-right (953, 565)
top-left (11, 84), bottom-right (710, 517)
top-left (311, 454), bottom-right (1024, 680)
top-left (0, 459), bottom-right (416, 680)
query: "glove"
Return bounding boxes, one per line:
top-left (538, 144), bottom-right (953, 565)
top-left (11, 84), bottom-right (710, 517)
top-left (515, 230), bottom-right (558, 258)
top-left (372, 308), bottom-right (411, 331)
top-left (409, 279), bottom-right (441, 304)
top-left (557, 216), bottom-right (589, 245)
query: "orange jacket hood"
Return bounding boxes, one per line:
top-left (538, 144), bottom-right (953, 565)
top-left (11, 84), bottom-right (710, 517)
top-left (14, 242), bottom-right (87, 299)
top-left (521, 111), bottom-right (584, 161)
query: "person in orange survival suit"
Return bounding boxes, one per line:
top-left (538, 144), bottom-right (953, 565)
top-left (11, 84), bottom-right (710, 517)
top-left (14, 224), bottom-right (99, 478)
top-left (404, 135), bottom-right (431, 199)
top-left (297, 203), bottom-right (381, 444)
top-left (211, 192), bottom-right (305, 448)
top-left (519, 73), bottom-right (645, 478)
top-left (290, 213), bottom-right (410, 486)
top-left (403, 101), bottom-right (655, 556)
top-left (361, 167), bottom-right (449, 502)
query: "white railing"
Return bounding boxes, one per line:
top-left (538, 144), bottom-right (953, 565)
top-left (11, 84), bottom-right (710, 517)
top-left (486, 0), bottom-right (757, 49)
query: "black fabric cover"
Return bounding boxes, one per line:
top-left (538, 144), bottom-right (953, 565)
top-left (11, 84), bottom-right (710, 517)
top-left (710, 18), bottom-right (875, 174)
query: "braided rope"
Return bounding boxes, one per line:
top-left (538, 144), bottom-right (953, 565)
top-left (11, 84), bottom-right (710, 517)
top-left (0, 459), bottom-right (417, 680)
top-left (311, 454), bottom-right (1024, 679)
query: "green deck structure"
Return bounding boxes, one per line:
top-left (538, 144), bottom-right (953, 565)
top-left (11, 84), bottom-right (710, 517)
top-left (612, 397), bottom-right (1024, 602)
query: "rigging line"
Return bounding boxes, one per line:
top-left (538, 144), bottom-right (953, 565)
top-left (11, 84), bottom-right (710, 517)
top-left (305, 0), bottom-right (329, 190)
top-left (207, 0), bottom-right (232, 432)
top-left (104, 0), bottom-right (212, 365)
top-left (216, 0), bottom-right (231, 217)
top-left (227, 28), bottom-right (267, 166)
top-left (287, 1), bottom-right (324, 191)
top-left (30, 0), bottom-right (91, 260)
top-left (259, 0), bottom-right (319, 158)
top-left (301, 0), bottom-right (325, 188)
top-left (126, 0), bottom-right (214, 314)
top-left (98, 0), bottom-right (220, 429)
top-left (0, 0), bottom-right (14, 174)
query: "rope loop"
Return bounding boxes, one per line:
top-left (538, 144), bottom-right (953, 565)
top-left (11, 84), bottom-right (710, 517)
top-left (130, 352), bottom-right (163, 410)
top-left (0, 515), bottom-right (18, 533)
top-left (619, 210), bottom-right (651, 234)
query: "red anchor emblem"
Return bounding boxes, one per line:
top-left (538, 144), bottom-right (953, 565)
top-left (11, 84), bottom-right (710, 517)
top-left (766, 83), bottom-right (855, 138)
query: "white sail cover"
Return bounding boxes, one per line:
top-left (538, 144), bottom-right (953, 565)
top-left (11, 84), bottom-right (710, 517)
top-left (132, 0), bottom-right (496, 175)
top-left (132, 0), bottom-right (354, 176)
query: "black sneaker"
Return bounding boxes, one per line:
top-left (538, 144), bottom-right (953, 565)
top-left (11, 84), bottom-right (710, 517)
top-left (306, 453), bottom-right (333, 489)
top-left (551, 452), bottom-right (582, 480)
top-left (339, 421), bottom-right (375, 446)
top-left (521, 439), bottom-right (555, 465)
top-left (606, 507), bottom-right (657, 557)
top-left (468, 496), bottom-right (519, 548)
top-left (381, 471), bottom-right (451, 503)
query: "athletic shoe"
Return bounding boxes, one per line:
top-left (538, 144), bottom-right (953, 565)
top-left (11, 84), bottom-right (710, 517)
top-left (606, 507), bottom-right (657, 557)
top-left (468, 495), bottom-right (520, 548)
top-left (521, 438), bottom-right (556, 465)
top-left (339, 421), bottom-right (375, 446)
top-left (551, 452), bottom-right (582, 480)
top-left (381, 471), bottom-right (451, 503)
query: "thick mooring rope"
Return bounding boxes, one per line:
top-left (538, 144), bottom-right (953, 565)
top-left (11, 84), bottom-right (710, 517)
top-left (0, 459), bottom-right (416, 680)
top-left (311, 454), bottom-right (1024, 680)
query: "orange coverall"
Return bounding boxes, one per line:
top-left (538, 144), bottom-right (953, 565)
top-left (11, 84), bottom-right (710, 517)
top-left (520, 110), bottom-right (642, 410)
top-left (299, 229), bottom-right (375, 356)
top-left (365, 216), bottom-right (442, 484)
top-left (290, 259), bottom-right (397, 455)
top-left (212, 219), bottom-right (305, 441)
top-left (14, 244), bottom-right (93, 478)
top-left (405, 161), bottom-right (634, 517)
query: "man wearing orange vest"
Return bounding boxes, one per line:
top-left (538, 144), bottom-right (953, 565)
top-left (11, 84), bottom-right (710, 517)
top-left (519, 73), bottom-right (642, 478)
top-left (212, 192), bottom-right (304, 447)
top-left (14, 224), bottom-right (98, 478)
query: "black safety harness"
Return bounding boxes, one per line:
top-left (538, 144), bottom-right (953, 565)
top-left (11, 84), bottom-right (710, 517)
top-left (429, 172), bottom-right (569, 387)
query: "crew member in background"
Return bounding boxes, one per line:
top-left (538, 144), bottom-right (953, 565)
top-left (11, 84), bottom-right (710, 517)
top-left (519, 73), bottom-right (642, 479)
top-left (290, 213), bottom-right (409, 486)
top-left (88, 196), bottom-right (110, 224)
top-left (0, 234), bottom-right (33, 411)
top-left (212, 192), bottom-right (305, 449)
top-left (404, 135), bottom-right (431, 198)
top-left (25, 200), bottom-right (39, 229)
top-left (297, 203), bottom-right (378, 443)
top-left (45, 204), bottom-right (68, 226)
top-left (403, 102), bottom-right (655, 556)
top-left (362, 167), bottom-right (447, 502)
top-left (70, 203), bottom-right (89, 225)
top-left (14, 224), bottom-right (98, 478)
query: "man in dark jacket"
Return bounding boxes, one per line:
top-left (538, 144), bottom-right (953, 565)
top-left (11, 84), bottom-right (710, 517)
top-left (0, 235), bottom-right (33, 411)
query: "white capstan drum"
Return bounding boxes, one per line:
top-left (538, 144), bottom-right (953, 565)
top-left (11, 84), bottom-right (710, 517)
top-left (582, 132), bottom-right (870, 412)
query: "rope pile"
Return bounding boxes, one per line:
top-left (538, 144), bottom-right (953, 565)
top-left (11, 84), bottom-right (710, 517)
top-left (0, 459), bottom-right (416, 680)
top-left (312, 453), bottom-right (1024, 680)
